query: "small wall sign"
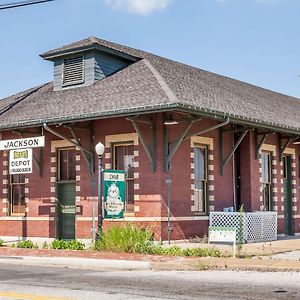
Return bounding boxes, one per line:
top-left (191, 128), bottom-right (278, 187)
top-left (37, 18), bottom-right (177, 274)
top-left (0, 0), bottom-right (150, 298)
top-left (9, 148), bottom-right (33, 174)
top-left (209, 226), bottom-right (237, 257)
top-left (0, 136), bottom-right (45, 150)
top-left (104, 170), bottom-right (125, 219)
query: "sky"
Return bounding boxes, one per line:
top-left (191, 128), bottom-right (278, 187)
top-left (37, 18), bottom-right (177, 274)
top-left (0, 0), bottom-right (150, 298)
top-left (0, 0), bottom-right (299, 99)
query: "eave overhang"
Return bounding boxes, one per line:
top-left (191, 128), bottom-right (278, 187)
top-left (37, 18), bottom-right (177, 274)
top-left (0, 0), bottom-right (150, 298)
top-left (40, 44), bottom-right (139, 62)
top-left (0, 102), bottom-right (299, 136)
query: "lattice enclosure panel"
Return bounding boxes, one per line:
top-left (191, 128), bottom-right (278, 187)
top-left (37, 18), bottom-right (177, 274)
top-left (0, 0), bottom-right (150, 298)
top-left (210, 212), bottom-right (277, 243)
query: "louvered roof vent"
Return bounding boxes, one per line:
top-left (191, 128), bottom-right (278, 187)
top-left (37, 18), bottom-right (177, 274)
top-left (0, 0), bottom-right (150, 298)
top-left (63, 55), bottom-right (84, 86)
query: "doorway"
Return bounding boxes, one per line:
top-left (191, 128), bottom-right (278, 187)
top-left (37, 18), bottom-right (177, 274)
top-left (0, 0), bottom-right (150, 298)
top-left (56, 147), bottom-right (76, 240)
top-left (283, 155), bottom-right (293, 235)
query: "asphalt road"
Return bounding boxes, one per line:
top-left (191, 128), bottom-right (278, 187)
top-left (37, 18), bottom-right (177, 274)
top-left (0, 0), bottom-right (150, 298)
top-left (0, 264), bottom-right (299, 299)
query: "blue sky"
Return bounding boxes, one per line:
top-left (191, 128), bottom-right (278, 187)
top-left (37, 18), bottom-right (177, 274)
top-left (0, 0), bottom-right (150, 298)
top-left (0, 0), bottom-right (299, 99)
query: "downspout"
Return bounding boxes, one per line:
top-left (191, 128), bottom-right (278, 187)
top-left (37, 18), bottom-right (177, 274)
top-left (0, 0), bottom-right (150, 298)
top-left (232, 124), bottom-right (236, 211)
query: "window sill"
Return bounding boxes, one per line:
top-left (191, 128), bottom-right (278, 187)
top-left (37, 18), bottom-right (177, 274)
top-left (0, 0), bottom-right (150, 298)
top-left (124, 212), bottom-right (135, 217)
top-left (2, 215), bottom-right (26, 221)
top-left (194, 212), bottom-right (208, 217)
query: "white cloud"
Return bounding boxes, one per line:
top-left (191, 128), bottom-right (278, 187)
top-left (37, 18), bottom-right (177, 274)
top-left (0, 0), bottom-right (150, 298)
top-left (105, 0), bottom-right (170, 16)
top-left (216, 0), bottom-right (285, 3)
top-left (256, 0), bottom-right (284, 3)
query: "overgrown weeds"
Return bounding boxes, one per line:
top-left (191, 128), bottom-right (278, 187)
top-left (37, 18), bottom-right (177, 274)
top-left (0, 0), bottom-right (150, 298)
top-left (94, 225), bottom-right (153, 253)
top-left (94, 225), bottom-right (222, 257)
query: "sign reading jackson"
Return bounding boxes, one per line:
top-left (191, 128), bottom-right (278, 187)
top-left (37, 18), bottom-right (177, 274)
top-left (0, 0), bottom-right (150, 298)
top-left (0, 136), bottom-right (45, 150)
top-left (9, 148), bottom-right (33, 174)
top-left (104, 170), bottom-right (125, 219)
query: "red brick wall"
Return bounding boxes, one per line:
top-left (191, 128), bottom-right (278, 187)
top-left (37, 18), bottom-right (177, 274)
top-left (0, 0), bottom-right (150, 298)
top-left (0, 114), bottom-right (299, 240)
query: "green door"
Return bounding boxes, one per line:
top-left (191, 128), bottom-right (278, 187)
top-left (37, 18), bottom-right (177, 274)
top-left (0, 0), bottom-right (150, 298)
top-left (57, 182), bottom-right (76, 240)
top-left (283, 156), bottom-right (293, 235)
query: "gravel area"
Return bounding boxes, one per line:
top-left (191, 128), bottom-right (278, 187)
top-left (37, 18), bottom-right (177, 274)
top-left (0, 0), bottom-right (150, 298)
top-left (271, 251), bottom-right (300, 261)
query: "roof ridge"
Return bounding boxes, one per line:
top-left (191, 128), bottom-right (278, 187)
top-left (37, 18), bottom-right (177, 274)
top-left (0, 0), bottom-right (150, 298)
top-left (141, 58), bottom-right (179, 104)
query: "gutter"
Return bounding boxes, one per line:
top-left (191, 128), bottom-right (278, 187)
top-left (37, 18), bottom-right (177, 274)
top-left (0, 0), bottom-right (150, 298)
top-left (0, 102), bottom-right (299, 136)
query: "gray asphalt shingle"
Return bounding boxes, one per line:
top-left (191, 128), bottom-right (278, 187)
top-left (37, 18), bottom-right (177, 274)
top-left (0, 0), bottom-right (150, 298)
top-left (1, 36), bottom-right (300, 132)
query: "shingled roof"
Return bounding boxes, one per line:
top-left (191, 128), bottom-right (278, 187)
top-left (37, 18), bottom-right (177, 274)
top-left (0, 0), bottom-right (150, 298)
top-left (1, 36), bottom-right (300, 134)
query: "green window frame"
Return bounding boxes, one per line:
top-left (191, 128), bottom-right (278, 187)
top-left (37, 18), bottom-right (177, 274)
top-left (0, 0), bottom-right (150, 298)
top-left (261, 152), bottom-right (273, 211)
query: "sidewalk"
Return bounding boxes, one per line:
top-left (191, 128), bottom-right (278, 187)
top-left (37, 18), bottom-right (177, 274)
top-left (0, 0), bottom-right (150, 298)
top-left (1, 243), bottom-right (300, 272)
top-left (164, 237), bottom-right (300, 256)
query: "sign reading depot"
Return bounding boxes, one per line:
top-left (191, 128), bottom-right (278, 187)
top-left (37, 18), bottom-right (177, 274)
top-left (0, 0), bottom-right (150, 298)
top-left (104, 170), bottom-right (126, 219)
top-left (9, 148), bottom-right (33, 175)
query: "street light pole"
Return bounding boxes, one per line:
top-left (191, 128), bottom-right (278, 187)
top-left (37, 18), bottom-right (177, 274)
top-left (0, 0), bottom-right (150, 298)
top-left (95, 142), bottom-right (105, 240)
top-left (97, 154), bottom-right (103, 237)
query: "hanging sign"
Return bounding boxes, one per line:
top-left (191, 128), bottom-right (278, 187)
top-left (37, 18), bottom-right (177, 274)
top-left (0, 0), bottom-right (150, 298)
top-left (9, 148), bottom-right (33, 174)
top-left (104, 170), bottom-right (125, 219)
top-left (0, 136), bottom-right (45, 150)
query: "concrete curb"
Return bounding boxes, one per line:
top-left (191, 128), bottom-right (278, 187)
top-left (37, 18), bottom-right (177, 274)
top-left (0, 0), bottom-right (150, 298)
top-left (0, 256), bottom-right (151, 271)
top-left (1, 255), bottom-right (300, 272)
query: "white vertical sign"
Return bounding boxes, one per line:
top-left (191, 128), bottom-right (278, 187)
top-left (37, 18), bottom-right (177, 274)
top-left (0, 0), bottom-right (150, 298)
top-left (9, 148), bottom-right (33, 174)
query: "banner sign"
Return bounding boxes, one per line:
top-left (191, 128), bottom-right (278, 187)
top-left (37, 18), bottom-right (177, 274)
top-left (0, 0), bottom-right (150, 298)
top-left (0, 136), bottom-right (45, 150)
top-left (104, 170), bottom-right (125, 219)
top-left (9, 148), bottom-right (33, 174)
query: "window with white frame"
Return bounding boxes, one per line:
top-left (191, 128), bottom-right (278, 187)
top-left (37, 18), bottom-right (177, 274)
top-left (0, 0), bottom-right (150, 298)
top-left (9, 174), bottom-right (26, 215)
top-left (112, 142), bottom-right (134, 211)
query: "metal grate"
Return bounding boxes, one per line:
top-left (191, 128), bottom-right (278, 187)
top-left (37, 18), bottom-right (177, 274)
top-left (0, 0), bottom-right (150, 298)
top-left (63, 55), bottom-right (84, 85)
top-left (210, 211), bottom-right (277, 243)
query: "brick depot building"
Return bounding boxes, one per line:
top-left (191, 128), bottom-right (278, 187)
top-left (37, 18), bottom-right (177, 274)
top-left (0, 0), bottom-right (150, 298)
top-left (0, 37), bottom-right (299, 242)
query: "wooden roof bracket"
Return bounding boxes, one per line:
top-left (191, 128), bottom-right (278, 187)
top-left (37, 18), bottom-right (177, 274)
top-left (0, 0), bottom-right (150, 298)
top-left (220, 128), bottom-right (249, 176)
top-left (64, 124), bottom-right (94, 175)
top-left (255, 130), bottom-right (270, 160)
top-left (127, 116), bottom-right (156, 173)
top-left (13, 128), bottom-right (43, 177)
top-left (278, 133), bottom-right (297, 162)
top-left (165, 116), bottom-right (230, 172)
top-left (43, 123), bottom-right (94, 175)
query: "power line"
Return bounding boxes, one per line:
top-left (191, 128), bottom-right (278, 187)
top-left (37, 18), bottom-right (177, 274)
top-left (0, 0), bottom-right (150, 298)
top-left (0, 0), bottom-right (55, 10)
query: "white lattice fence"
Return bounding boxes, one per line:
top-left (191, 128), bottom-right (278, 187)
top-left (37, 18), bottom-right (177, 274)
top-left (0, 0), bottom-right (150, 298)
top-left (210, 212), bottom-right (277, 243)
top-left (247, 212), bottom-right (277, 242)
top-left (209, 212), bottom-right (247, 243)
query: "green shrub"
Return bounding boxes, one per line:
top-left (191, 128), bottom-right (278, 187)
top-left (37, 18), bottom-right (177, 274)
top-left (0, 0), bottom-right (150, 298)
top-left (0, 239), bottom-right (4, 247)
top-left (161, 246), bottom-right (182, 256)
top-left (16, 240), bottom-right (37, 249)
top-left (94, 225), bottom-right (153, 253)
top-left (182, 247), bottom-right (221, 257)
top-left (50, 239), bottom-right (85, 250)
